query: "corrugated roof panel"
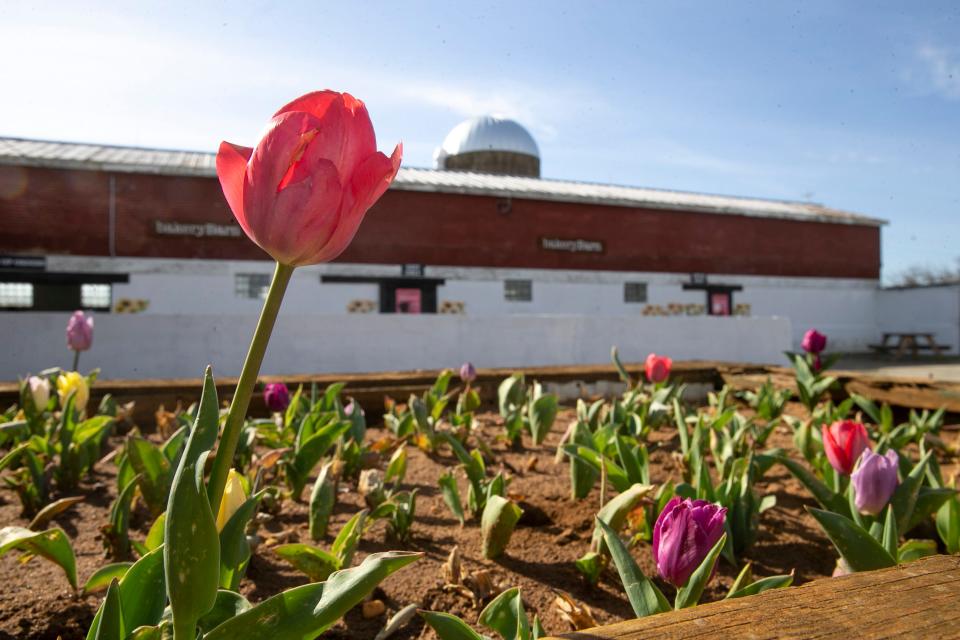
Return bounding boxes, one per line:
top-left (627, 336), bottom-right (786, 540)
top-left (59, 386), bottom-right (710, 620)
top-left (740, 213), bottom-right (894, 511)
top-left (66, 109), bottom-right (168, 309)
top-left (0, 136), bottom-right (885, 226)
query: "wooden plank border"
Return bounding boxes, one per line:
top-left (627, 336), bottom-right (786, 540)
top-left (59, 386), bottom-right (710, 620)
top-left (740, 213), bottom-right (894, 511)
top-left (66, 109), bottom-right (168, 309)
top-left (545, 555), bottom-right (960, 639)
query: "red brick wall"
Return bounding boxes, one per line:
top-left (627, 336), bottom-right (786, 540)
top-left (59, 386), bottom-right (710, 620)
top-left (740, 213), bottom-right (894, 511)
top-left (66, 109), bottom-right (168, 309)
top-left (0, 165), bottom-right (881, 279)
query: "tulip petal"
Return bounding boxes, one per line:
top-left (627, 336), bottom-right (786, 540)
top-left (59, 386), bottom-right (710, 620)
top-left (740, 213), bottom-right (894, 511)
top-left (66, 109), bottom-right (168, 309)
top-left (274, 90), bottom-right (341, 120)
top-left (339, 92), bottom-right (377, 180)
top-left (272, 158), bottom-right (343, 266)
top-left (243, 111), bottom-right (327, 255)
top-left (216, 141), bottom-right (253, 233)
top-left (310, 142), bottom-right (402, 264)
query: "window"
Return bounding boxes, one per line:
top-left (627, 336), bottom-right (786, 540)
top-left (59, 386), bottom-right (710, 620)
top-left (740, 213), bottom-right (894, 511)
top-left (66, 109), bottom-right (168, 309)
top-left (624, 282), bottom-right (647, 303)
top-left (81, 283), bottom-right (112, 309)
top-left (0, 282), bottom-right (33, 308)
top-left (504, 279), bottom-right (532, 302)
top-left (235, 273), bottom-right (271, 299)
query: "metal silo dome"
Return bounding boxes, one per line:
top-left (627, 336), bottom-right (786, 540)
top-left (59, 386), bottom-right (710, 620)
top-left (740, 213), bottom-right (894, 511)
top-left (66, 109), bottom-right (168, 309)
top-left (434, 115), bottom-right (540, 177)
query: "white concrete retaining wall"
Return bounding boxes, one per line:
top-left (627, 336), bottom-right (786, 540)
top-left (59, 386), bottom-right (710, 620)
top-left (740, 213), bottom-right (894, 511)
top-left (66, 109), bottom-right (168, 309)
top-left (0, 313), bottom-right (792, 381)
top-left (876, 285), bottom-right (960, 355)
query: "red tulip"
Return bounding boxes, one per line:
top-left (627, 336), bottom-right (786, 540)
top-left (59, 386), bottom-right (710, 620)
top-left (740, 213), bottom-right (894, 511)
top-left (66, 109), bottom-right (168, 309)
top-left (645, 353), bottom-right (672, 383)
top-left (822, 420), bottom-right (870, 476)
top-left (216, 90), bottom-right (402, 266)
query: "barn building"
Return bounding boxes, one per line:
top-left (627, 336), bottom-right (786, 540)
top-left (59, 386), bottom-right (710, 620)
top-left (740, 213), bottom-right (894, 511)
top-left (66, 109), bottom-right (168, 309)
top-left (0, 117), bottom-right (886, 353)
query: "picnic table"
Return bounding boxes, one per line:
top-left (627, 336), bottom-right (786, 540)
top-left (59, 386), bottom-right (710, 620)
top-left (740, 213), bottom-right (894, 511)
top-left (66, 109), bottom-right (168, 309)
top-left (869, 332), bottom-right (950, 359)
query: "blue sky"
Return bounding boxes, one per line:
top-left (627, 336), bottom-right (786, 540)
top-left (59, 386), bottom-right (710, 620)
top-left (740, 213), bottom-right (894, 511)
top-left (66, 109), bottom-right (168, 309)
top-left (1, 1), bottom-right (957, 281)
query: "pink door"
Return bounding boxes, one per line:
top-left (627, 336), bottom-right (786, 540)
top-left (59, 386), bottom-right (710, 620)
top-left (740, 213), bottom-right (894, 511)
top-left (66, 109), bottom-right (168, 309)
top-left (395, 288), bottom-right (422, 314)
top-left (710, 292), bottom-right (731, 316)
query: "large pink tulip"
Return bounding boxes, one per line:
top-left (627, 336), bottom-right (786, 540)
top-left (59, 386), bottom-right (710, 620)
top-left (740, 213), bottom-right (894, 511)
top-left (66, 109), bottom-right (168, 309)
top-left (216, 90), bottom-right (402, 266)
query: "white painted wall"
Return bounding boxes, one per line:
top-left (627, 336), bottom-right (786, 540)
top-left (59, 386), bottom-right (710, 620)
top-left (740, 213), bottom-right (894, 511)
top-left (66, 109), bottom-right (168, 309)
top-left (0, 313), bottom-right (792, 381)
top-left (876, 285), bottom-right (960, 355)
top-left (34, 254), bottom-right (887, 353)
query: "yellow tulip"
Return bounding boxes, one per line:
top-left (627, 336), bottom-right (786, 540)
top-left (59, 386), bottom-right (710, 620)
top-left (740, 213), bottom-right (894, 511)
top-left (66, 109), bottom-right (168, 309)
top-left (216, 469), bottom-right (248, 531)
top-left (57, 371), bottom-right (89, 412)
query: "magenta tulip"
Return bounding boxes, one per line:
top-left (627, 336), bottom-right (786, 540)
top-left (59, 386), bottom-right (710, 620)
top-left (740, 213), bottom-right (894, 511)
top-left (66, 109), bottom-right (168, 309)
top-left (851, 449), bottom-right (900, 515)
top-left (459, 362), bottom-right (477, 384)
top-left (822, 420), bottom-right (870, 476)
top-left (263, 382), bottom-right (290, 413)
top-left (652, 497), bottom-right (727, 587)
top-left (216, 90), bottom-right (402, 266)
top-left (645, 353), bottom-right (672, 384)
top-left (801, 329), bottom-right (827, 355)
top-left (66, 310), bottom-right (93, 352)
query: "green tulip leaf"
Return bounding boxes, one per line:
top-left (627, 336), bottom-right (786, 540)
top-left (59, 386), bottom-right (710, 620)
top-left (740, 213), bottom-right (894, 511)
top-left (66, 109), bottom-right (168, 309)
top-left (419, 610), bottom-right (484, 640)
top-left (890, 451), bottom-right (931, 534)
top-left (145, 513), bottom-right (166, 551)
top-left (127, 437), bottom-right (172, 515)
top-left (202, 550), bottom-right (420, 640)
top-left (596, 518), bottom-right (670, 617)
top-left (481, 496), bottom-right (522, 559)
top-left (87, 545), bottom-right (167, 640)
top-left (726, 572), bottom-right (794, 599)
top-left (82, 562), bottom-right (133, 595)
top-left (478, 587), bottom-right (530, 640)
top-left (807, 507), bottom-right (897, 572)
top-left (438, 472), bottom-right (465, 525)
top-left (0, 525), bottom-right (77, 590)
top-left (165, 459), bottom-right (220, 639)
top-left (94, 579), bottom-right (125, 640)
top-left (897, 538), bottom-right (939, 563)
top-left (776, 456), bottom-right (849, 516)
top-left (591, 483), bottom-right (655, 556)
top-left (219, 491), bottom-right (263, 590)
top-left (309, 462), bottom-right (337, 541)
top-left (197, 590), bottom-right (252, 633)
top-left (274, 544), bottom-right (340, 582)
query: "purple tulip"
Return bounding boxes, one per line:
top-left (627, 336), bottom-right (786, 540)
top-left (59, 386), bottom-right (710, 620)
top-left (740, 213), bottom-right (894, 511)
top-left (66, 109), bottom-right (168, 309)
top-left (263, 382), bottom-right (290, 413)
top-left (801, 328), bottom-right (827, 355)
top-left (652, 497), bottom-right (727, 587)
top-left (66, 310), bottom-right (94, 352)
top-left (459, 362), bottom-right (477, 384)
top-left (851, 449), bottom-right (900, 515)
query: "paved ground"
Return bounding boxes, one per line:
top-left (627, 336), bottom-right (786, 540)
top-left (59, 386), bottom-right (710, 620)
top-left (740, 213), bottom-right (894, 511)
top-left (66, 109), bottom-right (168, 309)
top-left (837, 353), bottom-right (960, 383)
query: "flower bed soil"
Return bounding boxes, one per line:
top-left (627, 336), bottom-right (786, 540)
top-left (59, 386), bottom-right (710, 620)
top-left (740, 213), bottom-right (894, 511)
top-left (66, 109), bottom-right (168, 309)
top-left (1, 403), bottom-right (955, 640)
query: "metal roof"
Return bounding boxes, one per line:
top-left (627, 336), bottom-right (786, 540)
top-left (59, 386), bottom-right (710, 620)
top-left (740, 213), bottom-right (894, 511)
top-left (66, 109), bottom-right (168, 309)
top-left (0, 136), bottom-right (884, 226)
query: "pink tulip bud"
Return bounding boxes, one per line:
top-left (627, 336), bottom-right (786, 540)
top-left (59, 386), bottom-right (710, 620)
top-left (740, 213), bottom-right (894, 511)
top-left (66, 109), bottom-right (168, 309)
top-left (216, 91), bottom-right (402, 266)
top-left (66, 310), bottom-right (94, 352)
top-left (459, 362), bottom-right (477, 383)
top-left (645, 353), bottom-right (672, 384)
top-left (851, 449), bottom-right (900, 515)
top-left (263, 382), bottom-right (290, 413)
top-left (801, 329), bottom-right (827, 355)
top-left (652, 497), bottom-right (727, 587)
top-left (822, 420), bottom-right (870, 476)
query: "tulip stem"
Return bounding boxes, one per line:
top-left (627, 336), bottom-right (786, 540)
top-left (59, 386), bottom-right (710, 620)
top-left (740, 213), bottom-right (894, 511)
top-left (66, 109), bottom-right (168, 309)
top-left (208, 261), bottom-right (294, 509)
top-left (72, 350), bottom-right (79, 372)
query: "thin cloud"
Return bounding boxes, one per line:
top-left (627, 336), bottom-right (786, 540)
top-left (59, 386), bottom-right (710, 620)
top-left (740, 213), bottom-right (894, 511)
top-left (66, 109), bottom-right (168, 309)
top-left (914, 44), bottom-right (960, 100)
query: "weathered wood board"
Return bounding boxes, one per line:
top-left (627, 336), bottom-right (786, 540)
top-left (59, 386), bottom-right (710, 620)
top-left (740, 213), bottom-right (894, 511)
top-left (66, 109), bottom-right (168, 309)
top-left (718, 364), bottom-right (960, 414)
top-left (545, 554), bottom-right (960, 640)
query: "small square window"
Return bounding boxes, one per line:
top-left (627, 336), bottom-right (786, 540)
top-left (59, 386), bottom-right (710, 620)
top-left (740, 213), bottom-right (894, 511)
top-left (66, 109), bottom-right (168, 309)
top-left (81, 284), bottom-right (112, 309)
top-left (0, 282), bottom-right (33, 308)
top-left (235, 273), bottom-right (271, 299)
top-left (504, 279), bottom-right (532, 302)
top-left (624, 282), bottom-right (648, 303)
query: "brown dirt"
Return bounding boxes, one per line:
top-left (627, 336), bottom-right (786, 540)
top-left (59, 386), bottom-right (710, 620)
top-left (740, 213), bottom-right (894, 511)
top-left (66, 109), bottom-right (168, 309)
top-left (1, 403), bottom-right (956, 640)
